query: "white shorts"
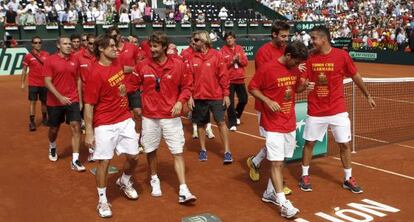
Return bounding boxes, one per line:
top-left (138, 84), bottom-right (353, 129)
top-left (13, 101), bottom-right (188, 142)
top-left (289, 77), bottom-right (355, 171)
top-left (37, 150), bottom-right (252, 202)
top-left (257, 112), bottom-right (267, 138)
top-left (265, 130), bottom-right (296, 161)
top-left (141, 117), bottom-right (185, 154)
top-left (93, 118), bottom-right (139, 160)
top-left (303, 112), bottom-right (351, 143)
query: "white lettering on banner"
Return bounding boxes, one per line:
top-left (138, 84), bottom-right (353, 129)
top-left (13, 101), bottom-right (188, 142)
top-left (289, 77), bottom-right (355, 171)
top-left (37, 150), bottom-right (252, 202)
top-left (347, 199), bottom-right (400, 217)
top-left (335, 209), bottom-right (374, 222)
top-left (310, 199), bottom-right (400, 221)
top-left (0, 48), bottom-right (29, 75)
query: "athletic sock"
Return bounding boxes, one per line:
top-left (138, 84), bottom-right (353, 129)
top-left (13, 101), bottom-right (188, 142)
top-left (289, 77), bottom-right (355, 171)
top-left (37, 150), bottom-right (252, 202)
top-left (206, 123), bottom-right (212, 130)
top-left (192, 123), bottom-right (197, 131)
top-left (344, 168), bottom-right (352, 181)
top-left (121, 172), bottom-right (132, 185)
top-left (49, 141), bottom-right (56, 149)
top-left (97, 187), bottom-right (108, 203)
top-left (276, 192), bottom-right (286, 204)
top-left (302, 165), bottom-right (310, 177)
top-left (179, 184), bottom-right (188, 192)
top-left (151, 174), bottom-right (159, 180)
top-left (266, 178), bottom-right (275, 193)
top-left (252, 146), bottom-right (266, 167)
top-left (72, 153), bottom-right (79, 163)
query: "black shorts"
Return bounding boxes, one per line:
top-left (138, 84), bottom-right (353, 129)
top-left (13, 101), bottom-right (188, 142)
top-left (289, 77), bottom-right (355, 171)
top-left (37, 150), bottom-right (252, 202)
top-left (47, 103), bottom-right (81, 127)
top-left (28, 86), bottom-right (47, 102)
top-left (192, 99), bottom-right (226, 125)
top-left (128, 90), bottom-right (142, 109)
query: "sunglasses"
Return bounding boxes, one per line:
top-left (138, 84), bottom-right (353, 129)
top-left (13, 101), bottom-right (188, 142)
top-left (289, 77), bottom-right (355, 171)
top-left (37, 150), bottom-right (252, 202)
top-left (82, 39), bottom-right (87, 41)
top-left (88, 42), bottom-right (94, 45)
top-left (193, 38), bottom-right (201, 42)
top-left (155, 77), bottom-right (161, 92)
top-left (32, 41), bottom-right (42, 44)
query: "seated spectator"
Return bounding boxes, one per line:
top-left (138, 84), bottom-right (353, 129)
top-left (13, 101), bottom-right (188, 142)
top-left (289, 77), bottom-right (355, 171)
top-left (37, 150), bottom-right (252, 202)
top-left (178, 1), bottom-right (187, 16)
top-left (0, 2), bottom-right (6, 23)
top-left (174, 9), bottom-right (182, 22)
top-left (218, 6), bottom-right (228, 21)
top-left (5, 7), bottom-right (17, 24)
top-left (143, 4), bottom-right (152, 22)
top-left (68, 6), bottom-right (78, 24)
top-left (25, 0), bottom-right (39, 14)
top-left (131, 4), bottom-right (143, 23)
top-left (22, 9), bottom-right (36, 25)
top-left (196, 11), bottom-right (205, 23)
top-left (119, 8), bottom-right (130, 23)
top-left (138, 0), bottom-right (146, 15)
top-left (7, 0), bottom-right (19, 13)
top-left (54, 0), bottom-right (66, 23)
top-left (35, 9), bottom-right (47, 25)
top-left (17, 5), bottom-right (25, 25)
top-left (182, 11), bottom-right (190, 23)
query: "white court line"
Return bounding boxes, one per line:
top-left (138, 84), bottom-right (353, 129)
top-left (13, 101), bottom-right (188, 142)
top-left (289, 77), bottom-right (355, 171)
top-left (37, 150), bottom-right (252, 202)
top-left (331, 157), bottom-right (414, 181)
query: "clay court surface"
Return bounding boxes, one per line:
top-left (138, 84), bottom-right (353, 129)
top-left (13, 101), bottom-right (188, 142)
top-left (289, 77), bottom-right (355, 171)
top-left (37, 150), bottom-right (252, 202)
top-left (0, 62), bottom-right (413, 221)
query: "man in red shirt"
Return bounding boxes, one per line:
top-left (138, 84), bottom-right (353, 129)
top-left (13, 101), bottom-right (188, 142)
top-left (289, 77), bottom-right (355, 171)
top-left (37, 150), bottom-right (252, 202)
top-left (181, 37), bottom-right (215, 140)
top-left (71, 34), bottom-right (82, 54)
top-left (75, 34), bottom-right (97, 161)
top-left (106, 27), bottom-right (146, 120)
top-left (81, 34), bottom-right (88, 48)
top-left (21, 36), bottom-right (49, 131)
top-left (43, 36), bottom-right (85, 172)
top-left (249, 41), bottom-right (309, 219)
top-left (299, 26), bottom-right (376, 194)
top-left (187, 30), bottom-right (232, 163)
top-left (84, 34), bottom-right (140, 218)
top-left (247, 21), bottom-right (294, 196)
top-left (220, 32), bottom-right (248, 131)
top-left (130, 31), bottom-right (196, 204)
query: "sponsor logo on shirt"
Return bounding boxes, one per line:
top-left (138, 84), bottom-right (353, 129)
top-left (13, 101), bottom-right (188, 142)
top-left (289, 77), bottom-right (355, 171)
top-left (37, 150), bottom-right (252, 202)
top-left (70, 62), bottom-right (75, 66)
top-left (80, 64), bottom-right (88, 67)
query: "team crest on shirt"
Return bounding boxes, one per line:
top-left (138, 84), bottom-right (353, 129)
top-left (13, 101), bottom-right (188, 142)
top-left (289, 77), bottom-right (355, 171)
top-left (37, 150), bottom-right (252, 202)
top-left (318, 72), bottom-right (328, 85)
top-left (70, 62), bottom-right (75, 66)
top-left (118, 84), bottom-right (127, 96)
top-left (206, 63), bottom-right (211, 66)
top-left (284, 86), bottom-right (293, 101)
top-left (166, 75), bottom-right (172, 79)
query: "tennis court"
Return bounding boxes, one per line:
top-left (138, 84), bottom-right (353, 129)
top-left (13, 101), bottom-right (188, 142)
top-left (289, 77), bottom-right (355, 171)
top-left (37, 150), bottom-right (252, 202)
top-left (0, 61), bottom-right (413, 221)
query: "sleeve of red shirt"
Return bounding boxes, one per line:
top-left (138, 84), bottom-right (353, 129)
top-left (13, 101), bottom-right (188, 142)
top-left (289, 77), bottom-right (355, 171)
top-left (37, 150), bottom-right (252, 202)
top-left (254, 47), bottom-right (265, 70)
top-left (177, 61), bottom-right (192, 103)
top-left (343, 51), bottom-right (357, 77)
top-left (248, 68), bottom-right (263, 91)
top-left (129, 63), bottom-right (143, 93)
top-left (238, 46), bottom-right (248, 67)
top-left (22, 54), bottom-right (30, 67)
top-left (83, 72), bottom-right (101, 105)
top-left (217, 55), bottom-right (230, 97)
top-left (42, 57), bottom-right (53, 78)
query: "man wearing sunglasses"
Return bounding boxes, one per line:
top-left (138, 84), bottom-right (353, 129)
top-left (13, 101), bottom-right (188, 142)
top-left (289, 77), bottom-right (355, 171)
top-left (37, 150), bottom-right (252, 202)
top-left (187, 30), bottom-right (233, 164)
top-left (21, 36), bottom-right (49, 131)
top-left (130, 31), bottom-right (196, 204)
top-left (181, 36), bottom-right (216, 140)
top-left (75, 34), bottom-right (97, 161)
top-left (84, 34), bottom-right (141, 218)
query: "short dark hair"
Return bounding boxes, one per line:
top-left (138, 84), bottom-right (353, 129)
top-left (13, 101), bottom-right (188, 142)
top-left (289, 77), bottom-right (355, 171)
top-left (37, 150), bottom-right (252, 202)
top-left (94, 34), bottom-right (114, 58)
top-left (224, 31), bottom-right (236, 40)
top-left (285, 41), bottom-right (308, 61)
top-left (149, 31), bottom-right (169, 50)
top-left (106, 26), bottom-right (120, 36)
top-left (310, 25), bottom-right (331, 43)
top-left (31, 36), bottom-right (41, 43)
top-left (271, 20), bottom-right (290, 35)
top-left (70, 34), bottom-right (81, 41)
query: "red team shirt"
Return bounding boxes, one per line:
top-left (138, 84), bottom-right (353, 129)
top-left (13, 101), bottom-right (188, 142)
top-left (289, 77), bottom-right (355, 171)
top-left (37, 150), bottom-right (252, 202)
top-left (187, 49), bottom-right (229, 100)
top-left (254, 42), bottom-right (285, 111)
top-left (22, 50), bottom-right (49, 87)
top-left (249, 61), bottom-right (301, 133)
top-left (42, 54), bottom-right (80, 106)
top-left (117, 42), bottom-right (146, 92)
top-left (180, 46), bottom-right (195, 62)
top-left (75, 49), bottom-right (97, 87)
top-left (130, 57), bottom-right (192, 119)
top-left (83, 59), bottom-right (131, 127)
top-left (220, 45), bottom-right (248, 84)
top-left (305, 48), bottom-right (357, 117)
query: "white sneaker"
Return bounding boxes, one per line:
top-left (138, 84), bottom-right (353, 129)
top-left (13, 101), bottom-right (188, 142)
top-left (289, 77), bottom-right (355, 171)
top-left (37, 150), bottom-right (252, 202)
top-left (150, 178), bottom-right (162, 197)
top-left (236, 118), bottom-right (241, 125)
top-left (87, 148), bottom-right (95, 162)
top-left (205, 127), bottom-right (215, 139)
top-left (192, 129), bottom-right (199, 139)
top-left (116, 177), bottom-right (139, 200)
top-left (48, 148), bottom-right (58, 162)
top-left (97, 202), bottom-right (112, 218)
top-left (179, 188), bottom-right (197, 204)
top-left (229, 126), bottom-right (237, 131)
top-left (71, 160), bottom-right (86, 172)
top-left (261, 190), bottom-right (280, 206)
top-left (280, 200), bottom-right (300, 218)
